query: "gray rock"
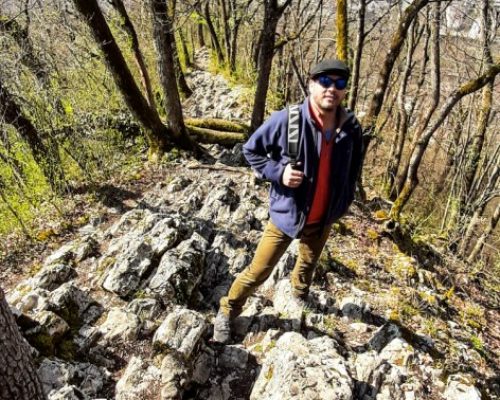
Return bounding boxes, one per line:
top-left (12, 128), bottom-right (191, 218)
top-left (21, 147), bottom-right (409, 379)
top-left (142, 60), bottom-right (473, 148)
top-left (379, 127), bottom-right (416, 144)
top-left (250, 332), bottom-right (352, 400)
top-left (218, 345), bottom-right (249, 370)
top-left (32, 263), bottom-right (76, 291)
top-left (44, 282), bottom-right (101, 327)
top-left (192, 346), bottom-right (215, 385)
top-left (368, 323), bottom-right (401, 352)
top-left (272, 279), bottom-right (303, 331)
top-left (101, 216), bottom-right (180, 297)
top-left (160, 353), bottom-right (188, 400)
top-left (44, 244), bottom-right (75, 266)
top-left (38, 359), bottom-right (108, 398)
top-left (153, 307), bottom-right (208, 360)
top-left (48, 385), bottom-right (89, 400)
top-left (148, 232), bottom-right (208, 304)
top-left (115, 356), bottom-right (162, 400)
top-left (99, 308), bottom-right (141, 343)
top-left (26, 311), bottom-right (70, 354)
top-left (126, 297), bottom-right (162, 322)
top-left (8, 287), bottom-right (51, 314)
top-left (197, 185), bottom-right (239, 223)
top-left (339, 294), bottom-right (369, 320)
top-left (443, 374), bottom-right (481, 400)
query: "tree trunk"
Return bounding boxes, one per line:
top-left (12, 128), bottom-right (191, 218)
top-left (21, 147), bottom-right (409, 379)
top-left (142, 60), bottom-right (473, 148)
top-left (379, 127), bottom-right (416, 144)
top-left (72, 0), bottom-right (171, 158)
top-left (411, 1), bottom-right (441, 142)
top-left (109, 0), bottom-right (157, 108)
top-left (336, 0), bottom-right (348, 61)
top-left (390, 62), bottom-right (500, 219)
top-left (358, 0), bottom-right (430, 197)
top-left (150, 0), bottom-right (197, 152)
top-left (0, 287), bottom-right (46, 400)
top-left (165, 0), bottom-right (192, 98)
top-left (0, 78), bottom-right (66, 194)
top-left (178, 28), bottom-right (192, 68)
top-left (250, 0), bottom-right (292, 133)
top-left (383, 21), bottom-right (417, 198)
top-left (460, 0), bottom-right (494, 214)
top-left (203, 1), bottom-right (225, 64)
top-left (467, 201), bottom-right (499, 262)
top-left (348, 0), bottom-right (365, 111)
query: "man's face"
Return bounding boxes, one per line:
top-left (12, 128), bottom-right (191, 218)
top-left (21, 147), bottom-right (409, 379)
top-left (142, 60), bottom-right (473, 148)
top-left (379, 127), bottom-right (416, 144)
top-left (309, 74), bottom-right (348, 111)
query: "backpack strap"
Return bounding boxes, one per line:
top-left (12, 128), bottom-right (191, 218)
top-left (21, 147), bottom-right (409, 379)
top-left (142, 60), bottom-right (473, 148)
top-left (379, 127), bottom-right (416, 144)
top-left (287, 104), bottom-right (301, 164)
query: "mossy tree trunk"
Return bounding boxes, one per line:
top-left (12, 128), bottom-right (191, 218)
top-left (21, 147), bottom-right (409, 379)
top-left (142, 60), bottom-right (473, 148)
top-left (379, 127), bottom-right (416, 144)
top-left (166, 0), bottom-right (192, 99)
top-left (348, 0), bottom-right (365, 111)
top-left (390, 62), bottom-right (500, 220)
top-left (0, 287), bottom-right (46, 400)
top-left (250, 0), bottom-right (292, 133)
top-left (72, 0), bottom-right (171, 159)
top-left (150, 0), bottom-right (198, 154)
top-left (0, 78), bottom-right (67, 194)
top-left (358, 0), bottom-right (430, 191)
top-left (108, 0), bottom-right (157, 108)
top-left (336, 0), bottom-right (348, 61)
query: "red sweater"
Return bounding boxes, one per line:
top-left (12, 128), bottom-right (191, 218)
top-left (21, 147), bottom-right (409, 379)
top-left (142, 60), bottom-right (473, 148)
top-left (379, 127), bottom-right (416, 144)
top-left (306, 103), bottom-right (334, 225)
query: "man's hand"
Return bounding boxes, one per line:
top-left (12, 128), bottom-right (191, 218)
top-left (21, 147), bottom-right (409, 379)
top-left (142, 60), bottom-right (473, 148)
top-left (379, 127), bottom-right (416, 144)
top-left (282, 163), bottom-right (304, 188)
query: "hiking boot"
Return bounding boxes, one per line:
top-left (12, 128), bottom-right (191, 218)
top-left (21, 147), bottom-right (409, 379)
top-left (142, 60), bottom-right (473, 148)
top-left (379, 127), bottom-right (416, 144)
top-left (213, 310), bottom-right (232, 344)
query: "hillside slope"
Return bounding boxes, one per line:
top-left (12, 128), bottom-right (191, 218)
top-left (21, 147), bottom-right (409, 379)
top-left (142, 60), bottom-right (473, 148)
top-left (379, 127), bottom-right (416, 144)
top-left (4, 52), bottom-right (499, 400)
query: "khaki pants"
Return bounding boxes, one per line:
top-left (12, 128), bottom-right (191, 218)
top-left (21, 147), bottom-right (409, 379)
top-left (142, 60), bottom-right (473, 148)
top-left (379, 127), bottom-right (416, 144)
top-left (219, 220), bottom-right (332, 317)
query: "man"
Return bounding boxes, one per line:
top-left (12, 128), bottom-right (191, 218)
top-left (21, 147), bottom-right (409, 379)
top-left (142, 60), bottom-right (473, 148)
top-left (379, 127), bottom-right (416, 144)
top-left (213, 59), bottom-right (363, 344)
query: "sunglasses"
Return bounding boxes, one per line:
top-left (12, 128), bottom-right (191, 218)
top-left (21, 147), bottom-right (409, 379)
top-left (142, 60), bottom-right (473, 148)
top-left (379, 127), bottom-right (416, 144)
top-left (314, 75), bottom-right (348, 90)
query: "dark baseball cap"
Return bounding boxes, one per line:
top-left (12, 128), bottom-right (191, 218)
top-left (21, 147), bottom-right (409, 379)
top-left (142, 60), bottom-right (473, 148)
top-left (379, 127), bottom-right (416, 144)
top-left (309, 59), bottom-right (350, 78)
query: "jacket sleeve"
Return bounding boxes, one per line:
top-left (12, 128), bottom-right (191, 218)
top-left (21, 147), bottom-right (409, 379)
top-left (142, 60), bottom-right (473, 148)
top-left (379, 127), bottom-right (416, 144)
top-left (242, 111), bottom-right (288, 184)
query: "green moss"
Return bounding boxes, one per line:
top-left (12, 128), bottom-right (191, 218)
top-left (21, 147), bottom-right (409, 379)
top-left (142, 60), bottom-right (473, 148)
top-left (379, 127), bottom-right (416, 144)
top-left (29, 332), bottom-right (55, 356)
top-left (470, 335), bottom-right (484, 352)
top-left (57, 338), bottom-right (77, 361)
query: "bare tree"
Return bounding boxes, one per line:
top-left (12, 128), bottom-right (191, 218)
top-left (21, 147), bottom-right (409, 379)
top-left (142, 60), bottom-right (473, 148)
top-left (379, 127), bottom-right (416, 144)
top-left (72, 0), bottom-right (197, 158)
top-left (390, 62), bottom-right (500, 219)
top-left (250, 0), bottom-right (292, 133)
top-left (107, 0), bottom-right (157, 108)
top-left (150, 0), bottom-right (198, 152)
top-left (0, 287), bottom-right (46, 400)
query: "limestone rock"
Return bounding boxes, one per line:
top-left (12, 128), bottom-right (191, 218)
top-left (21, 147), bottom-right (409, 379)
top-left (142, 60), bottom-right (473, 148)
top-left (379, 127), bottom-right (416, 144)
top-left (115, 356), bottom-right (162, 400)
top-left (160, 353), bottom-right (189, 400)
top-left (46, 282), bottom-right (102, 327)
top-left (148, 232), bottom-right (208, 305)
top-left (99, 308), bottom-right (141, 343)
top-left (48, 385), bottom-right (89, 400)
top-left (101, 215), bottom-right (180, 297)
top-left (443, 374), bottom-right (481, 400)
top-left (38, 358), bottom-right (108, 398)
top-left (153, 307), bottom-right (208, 360)
top-left (32, 263), bottom-right (77, 291)
top-left (250, 332), bottom-right (352, 400)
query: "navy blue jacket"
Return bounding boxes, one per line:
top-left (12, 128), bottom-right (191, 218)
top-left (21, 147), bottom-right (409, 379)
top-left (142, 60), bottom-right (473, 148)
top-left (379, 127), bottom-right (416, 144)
top-left (243, 98), bottom-right (363, 238)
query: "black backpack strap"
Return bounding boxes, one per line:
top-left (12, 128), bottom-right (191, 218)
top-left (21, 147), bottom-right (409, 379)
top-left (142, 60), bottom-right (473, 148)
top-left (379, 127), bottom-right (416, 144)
top-left (287, 104), bottom-right (300, 164)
